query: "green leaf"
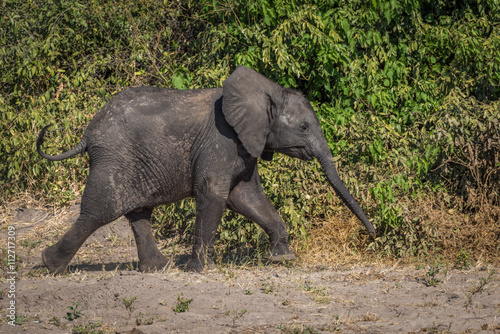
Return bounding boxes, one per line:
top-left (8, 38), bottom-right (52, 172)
top-left (172, 74), bottom-right (187, 89)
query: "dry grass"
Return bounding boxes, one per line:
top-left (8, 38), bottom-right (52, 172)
top-left (2, 192), bottom-right (499, 271)
top-left (438, 206), bottom-right (500, 266)
top-left (410, 193), bottom-right (500, 266)
top-left (293, 195), bottom-right (500, 268)
top-left (2, 197), bottom-right (73, 247)
top-left (292, 215), bottom-right (384, 268)
top-left (0, 194), bottom-right (141, 278)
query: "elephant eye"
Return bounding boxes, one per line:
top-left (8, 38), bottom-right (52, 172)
top-left (299, 122), bottom-right (309, 133)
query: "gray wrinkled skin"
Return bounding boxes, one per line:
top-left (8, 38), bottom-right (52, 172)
top-left (37, 66), bottom-right (375, 274)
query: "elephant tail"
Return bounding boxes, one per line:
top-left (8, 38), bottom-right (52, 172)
top-left (37, 125), bottom-right (87, 161)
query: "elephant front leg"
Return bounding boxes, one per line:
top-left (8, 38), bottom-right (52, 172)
top-left (187, 184), bottom-right (228, 272)
top-left (227, 168), bottom-right (296, 262)
top-left (126, 209), bottom-right (170, 272)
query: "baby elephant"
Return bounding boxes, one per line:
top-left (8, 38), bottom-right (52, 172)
top-left (37, 65), bottom-right (375, 273)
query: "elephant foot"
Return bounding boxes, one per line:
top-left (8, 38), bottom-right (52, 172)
top-left (268, 242), bottom-right (296, 262)
top-left (186, 256), bottom-right (215, 273)
top-left (42, 245), bottom-right (72, 274)
top-left (138, 255), bottom-right (171, 273)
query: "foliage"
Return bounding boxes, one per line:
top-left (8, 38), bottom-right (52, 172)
top-left (172, 293), bottom-right (193, 313)
top-left (465, 269), bottom-right (496, 308)
top-left (71, 322), bottom-right (104, 334)
top-left (225, 307), bottom-right (248, 328)
top-left (13, 314), bottom-right (28, 325)
top-left (423, 263), bottom-right (444, 287)
top-left (1, 0), bottom-right (499, 262)
top-left (135, 312), bottom-right (156, 326)
top-left (122, 295), bottom-right (137, 315)
top-left (455, 248), bottom-right (471, 269)
top-left (65, 302), bottom-right (83, 321)
top-left (431, 95), bottom-right (499, 208)
top-left (1, 0), bottom-right (197, 201)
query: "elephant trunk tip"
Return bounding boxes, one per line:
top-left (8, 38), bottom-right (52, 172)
top-left (364, 221), bottom-right (376, 237)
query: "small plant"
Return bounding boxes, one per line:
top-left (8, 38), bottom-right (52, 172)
top-left (415, 263), bottom-right (426, 270)
top-left (107, 234), bottom-right (118, 245)
top-left (136, 312), bottom-right (155, 326)
top-left (466, 270), bottom-right (496, 308)
top-left (277, 323), bottom-right (322, 333)
top-left (225, 307), bottom-right (247, 328)
top-left (172, 293), bottom-right (193, 313)
top-left (71, 321), bottom-right (103, 334)
top-left (362, 312), bottom-right (380, 322)
top-left (20, 240), bottom-right (42, 249)
top-left (49, 316), bottom-right (61, 327)
top-left (221, 267), bottom-right (237, 295)
top-left (455, 249), bottom-right (471, 269)
top-left (65, 302), bottom-right (83, 321)
top-left (122, 296), bottom-right (137, 315)
top-left (260, 277), bottom-right (275, 294)
top-left (300, 281), bottom-right (331, 304)
top-left (424, 264), bottom-right (443, 287)
top-left (244, 289), bottom-right (253, 295)
top-left (25, 267), bottom-right (49, 278)
top-left (14, 314), bottom-right (28, 325)
top-left (261, 283), bottom-right (274, 294)
top-left (300, 281), bottom-right (326, 295)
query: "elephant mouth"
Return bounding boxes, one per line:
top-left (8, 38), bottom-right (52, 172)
top-left (277, 146), bottom-right (313, 161)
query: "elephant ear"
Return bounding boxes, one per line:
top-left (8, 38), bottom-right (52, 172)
top-left (222, 65), bottom-right (281, 158)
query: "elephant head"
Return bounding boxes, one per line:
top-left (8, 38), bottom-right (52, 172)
top-left (222, 65), bottom-right (376, 236)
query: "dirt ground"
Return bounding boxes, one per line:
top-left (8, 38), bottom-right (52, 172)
top-left (1, 201), bottom-right (499, 333)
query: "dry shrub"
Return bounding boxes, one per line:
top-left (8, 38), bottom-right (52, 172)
top-left (436, 202), bottom-right (500, 266)
top-left (432, 97), bottom-right (499, 263)
top-left (292, 213), bottom-right (377, 267)
top-left (296, 194), bottom-right (500, 267)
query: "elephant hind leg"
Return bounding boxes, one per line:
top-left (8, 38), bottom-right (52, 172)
top-left (43, 169), bottom-right (131, 274)
top-left (125, 208), bottom-right (170, 272)
top-left (42, 212), bottom-right (104, 274)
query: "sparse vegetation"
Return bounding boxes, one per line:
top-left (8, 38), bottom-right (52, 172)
top-left (423, 263), bottom-right (447, 287)
top-left (65, 302), bottom-right (83, 321)
top-left (300, 281), bottom-right (331, 304)
top-left (260, 277), bottom-right (276, 294)
top-left (48, 316), bottom-right (62, 327)
top-left (136, 312), bottom-right (155, 326)
top-left (71, 321), bottom-right (104, 334)
top-left (20, 240), bottom-right (42, 249)
top-left (465, 270), bottom-right (496, 308)
top-left (172, 293), bottom-right (193, 313)
top-left (220, 266), bottom-right (237, 295)
top-left (278, 323), bottom-right (323, 334)
top-left (122, 296), bottom-right (137, 316)
top-left (13, 314), bottom-right (28, 325)
top-left (225, 307), bottom-right (247, 328)
top-left (455, 249), bottom-right (471, 270)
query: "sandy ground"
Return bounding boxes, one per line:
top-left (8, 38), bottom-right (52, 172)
top-left (0, 202), bottom-right (499, 333)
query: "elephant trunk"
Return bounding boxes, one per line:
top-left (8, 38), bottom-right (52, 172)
top-left (318, 153), bottom-right (376, 236)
